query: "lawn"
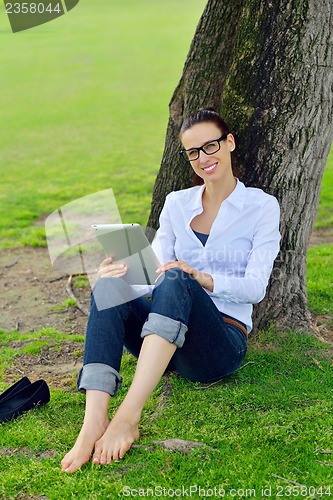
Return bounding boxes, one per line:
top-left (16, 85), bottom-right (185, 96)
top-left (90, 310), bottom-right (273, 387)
top-left (0, 0), bottom-right (332, 498)
top-left (0, 0), bottom-right (207, 248)
top-left (0, 327), bottom-right (332, 498)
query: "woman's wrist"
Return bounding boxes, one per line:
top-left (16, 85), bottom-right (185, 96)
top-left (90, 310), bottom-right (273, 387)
top-left (202, 273), bottom-right (214, 292)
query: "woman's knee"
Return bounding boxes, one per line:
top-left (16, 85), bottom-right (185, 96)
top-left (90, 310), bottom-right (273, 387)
top-left (156, 268), bottom-right (192, 289)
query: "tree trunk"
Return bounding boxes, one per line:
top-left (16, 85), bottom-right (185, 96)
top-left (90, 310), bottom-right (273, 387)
top-left (147, 0), bottom-right (333, 332)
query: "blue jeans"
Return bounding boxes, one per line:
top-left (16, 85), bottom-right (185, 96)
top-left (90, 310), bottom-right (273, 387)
top-left (77, 269), bottom-right (248, 395)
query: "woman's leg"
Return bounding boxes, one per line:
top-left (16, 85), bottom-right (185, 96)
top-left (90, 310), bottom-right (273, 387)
top-left (91, 270), bottom-right (189, 464)
top-left (92, 334), bottom-right (176, 464)
top-left (61, 390), bottom-right (110, 472)
top-left (64, 270), bottom-right (247, 469)
top-left (92, 269), bottom-right (247, 464)
top-left (61, 278), bottom-right (151, 472)
top-left (164, 280), bottom-right (248, 383)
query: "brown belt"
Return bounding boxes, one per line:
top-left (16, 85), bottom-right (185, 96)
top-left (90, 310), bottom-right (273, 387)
top-left (223, 317), bottom-right (248, 339)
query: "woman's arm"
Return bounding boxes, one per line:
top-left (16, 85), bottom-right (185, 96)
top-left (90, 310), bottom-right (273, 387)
top-left (151, 192), bottom-right (177, 263)
top-left (152, 191), bottom-right (280, 304)
top-left (156, 260), bottom-right (214, 291)
top-left (210, 197), bottom-right (281, 304)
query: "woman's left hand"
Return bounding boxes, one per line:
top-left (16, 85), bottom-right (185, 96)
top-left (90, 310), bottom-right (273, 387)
top-left (156, 261), bottom-right (214, 292)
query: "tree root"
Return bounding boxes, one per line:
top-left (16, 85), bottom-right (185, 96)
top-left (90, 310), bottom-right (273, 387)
top-left (65, 275), bottom-right (89, 316)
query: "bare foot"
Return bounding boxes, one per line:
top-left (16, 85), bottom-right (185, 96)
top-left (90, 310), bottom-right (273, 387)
top-left (61, 417), bottom-right (109, 473)
top-left (92, 412), bottom-right (140, 464)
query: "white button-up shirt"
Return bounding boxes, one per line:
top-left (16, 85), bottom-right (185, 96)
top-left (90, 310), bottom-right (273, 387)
top-left (151, 179), bottom-right (281, 333)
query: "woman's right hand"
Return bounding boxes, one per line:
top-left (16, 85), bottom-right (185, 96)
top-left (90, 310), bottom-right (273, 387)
top-left (97, 257), bottom-right (128, 279)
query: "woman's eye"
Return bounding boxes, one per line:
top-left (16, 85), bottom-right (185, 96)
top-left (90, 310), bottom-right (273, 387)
top-left (205, 142), bottom-right (217, 151)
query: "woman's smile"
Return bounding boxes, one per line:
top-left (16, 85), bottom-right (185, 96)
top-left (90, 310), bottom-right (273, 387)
top-left (202, 161), bottom-right (218, 174)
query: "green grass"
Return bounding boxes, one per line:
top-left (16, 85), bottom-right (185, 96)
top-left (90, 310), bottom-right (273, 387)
top-left (0, 0), bottom-right (207, 249)
top-left (52, 298), bottom-right (77, 311)
top-left (306, 149), bottom-right (333, 317)
top-left (72, 275), bottom-right (90, 288)
top-left (316, 152), bottom-right (333, 229)
top-left (0, 0), bottom-right (331, 250)
top-left (307, 244), bottom-right (333, 315)
top-left (0, 328), bottom-right (332, 498)
top-left (0, 0), bottom-right (333, 497)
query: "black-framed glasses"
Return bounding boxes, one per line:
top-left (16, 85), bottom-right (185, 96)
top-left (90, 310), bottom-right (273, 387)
top-left (180, 134), bottom-right (228, 162)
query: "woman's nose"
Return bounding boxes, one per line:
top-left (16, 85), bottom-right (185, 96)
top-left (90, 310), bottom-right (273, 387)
top-left (198, 149), bottom-right (210, 160)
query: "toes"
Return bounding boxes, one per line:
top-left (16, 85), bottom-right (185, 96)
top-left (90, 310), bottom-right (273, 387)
top-left (61, 456), bottom-right (70, 470)
top-left (92, 440), bottom-right (102, 464)
top-left (120, 440), bottom-right (132, 458)
top-left (65, 464), bottom-right (79, 473)
top-left (61, 461), bottom-right (71, 471)
top-left (61, 453), bottom-right (74, 472)
top-left (106, 450), bottom-right (113, 464)
top-left (91, 423), bottom-right (138, 465)
top-left (61, 452), bottom-right (88, 473)
top-left (94, 442), bottom-right (120, 464)
top-left (99, 448), bottom-right (108, 465)
top-left (63, 459), bottom-right (82, 473)
top-left (95, 442), bottom-right (118, 464)
top-left (112, 448), bottom-right (120, 461)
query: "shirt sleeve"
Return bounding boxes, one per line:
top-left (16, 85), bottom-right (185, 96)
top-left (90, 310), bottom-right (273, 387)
top-left (210, 196), bottom-right (281, 304)
top-left (151, 192), bottom-right (177, 263)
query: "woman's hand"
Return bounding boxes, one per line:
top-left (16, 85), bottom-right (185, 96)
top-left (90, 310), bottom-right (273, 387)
top-left (98, 257), bottom-right (128, 279)
top-left (156, 261), bottom-right (214, 292)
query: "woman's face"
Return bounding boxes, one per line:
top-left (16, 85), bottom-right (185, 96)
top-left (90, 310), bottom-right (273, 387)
top-left (181, 122), bottom-right (235, 184)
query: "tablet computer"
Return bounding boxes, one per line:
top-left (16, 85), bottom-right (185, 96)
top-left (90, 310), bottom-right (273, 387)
top-left (91, 223), bottom-right (160, 285)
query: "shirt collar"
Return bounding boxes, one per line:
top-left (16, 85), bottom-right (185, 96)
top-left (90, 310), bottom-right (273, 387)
top-left (185, 178), bottom-right (247, 211)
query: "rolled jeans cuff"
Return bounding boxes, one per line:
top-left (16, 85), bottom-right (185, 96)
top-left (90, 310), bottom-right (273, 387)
top-left (77, 363), bottom-right (122, 396)
top-left (141, 312), bottom-right (188, 348)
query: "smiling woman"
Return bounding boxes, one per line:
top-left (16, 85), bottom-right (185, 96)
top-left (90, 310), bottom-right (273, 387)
top-left (181, 123), bottom-right (234, 187)
top-left (61, 108), bottom-right (281, 472)
top-left (179, 110), bottom-right (237, 235)
top-left (180, 108), bottom-right (232, 184)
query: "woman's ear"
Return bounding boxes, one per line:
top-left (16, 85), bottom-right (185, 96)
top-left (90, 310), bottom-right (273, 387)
top-left (227, 133), bottom-right (236, 152)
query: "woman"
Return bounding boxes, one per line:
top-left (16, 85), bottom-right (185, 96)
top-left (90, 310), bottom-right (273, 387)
top-left (61, 108), bottom-right (280, 473)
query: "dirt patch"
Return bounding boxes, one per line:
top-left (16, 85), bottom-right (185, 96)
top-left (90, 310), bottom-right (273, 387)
top-left (0, 246), bottom-right (90, 387)
top-left (0, 247), bottom-right (90, 334)
top-left (312, 314), bottom-right (333, 349)
top-left (0, 447), bottom-right (56, 459)
top-left (309, 227), bottom-right (333, 247)
top-left (4, 340), bottom-right (84, 388)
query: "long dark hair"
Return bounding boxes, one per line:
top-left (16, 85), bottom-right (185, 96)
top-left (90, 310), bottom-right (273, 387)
top-left (180, 108), bottom-right (232, 186)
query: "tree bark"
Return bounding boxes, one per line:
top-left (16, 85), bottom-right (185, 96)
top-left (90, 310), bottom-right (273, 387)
top-left (147, 0), bottom-right (333, 332)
